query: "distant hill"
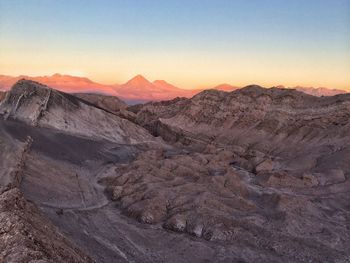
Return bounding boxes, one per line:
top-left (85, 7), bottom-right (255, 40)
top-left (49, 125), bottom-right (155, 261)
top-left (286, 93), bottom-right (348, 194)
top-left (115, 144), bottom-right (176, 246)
top-left (212, 83), bottom-right (240, 91)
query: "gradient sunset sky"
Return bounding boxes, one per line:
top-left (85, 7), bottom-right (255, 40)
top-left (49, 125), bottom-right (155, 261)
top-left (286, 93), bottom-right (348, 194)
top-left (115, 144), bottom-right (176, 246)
top-left (0, 0), bottom-right (349, 90)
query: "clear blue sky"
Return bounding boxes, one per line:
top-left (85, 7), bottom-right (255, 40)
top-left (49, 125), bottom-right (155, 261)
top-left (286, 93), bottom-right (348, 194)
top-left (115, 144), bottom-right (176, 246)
top-left (1, 0), bottom-right (349, 89)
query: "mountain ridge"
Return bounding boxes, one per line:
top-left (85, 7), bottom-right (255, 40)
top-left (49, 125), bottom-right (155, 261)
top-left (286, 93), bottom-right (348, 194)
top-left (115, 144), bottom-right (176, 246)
top-left (0, 74), bottom-right (348, 104)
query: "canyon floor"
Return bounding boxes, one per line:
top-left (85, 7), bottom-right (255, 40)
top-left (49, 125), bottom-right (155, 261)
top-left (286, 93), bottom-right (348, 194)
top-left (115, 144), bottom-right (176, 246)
top-left (0, 80), bottom-right (349, 263)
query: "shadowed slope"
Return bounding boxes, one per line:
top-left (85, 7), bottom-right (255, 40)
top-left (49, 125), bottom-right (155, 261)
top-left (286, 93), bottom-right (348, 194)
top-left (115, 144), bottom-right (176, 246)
top-left (0, 125), bottom-right (93, 262)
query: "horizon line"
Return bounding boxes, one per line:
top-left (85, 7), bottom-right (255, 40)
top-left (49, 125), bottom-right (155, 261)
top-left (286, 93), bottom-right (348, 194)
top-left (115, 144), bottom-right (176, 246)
top-left (1, 72), bottom-right (349, 92)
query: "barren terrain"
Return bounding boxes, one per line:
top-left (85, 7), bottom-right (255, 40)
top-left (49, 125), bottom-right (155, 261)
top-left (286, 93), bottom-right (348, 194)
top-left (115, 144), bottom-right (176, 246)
top-left (0, 80), bottom-right (349, 262)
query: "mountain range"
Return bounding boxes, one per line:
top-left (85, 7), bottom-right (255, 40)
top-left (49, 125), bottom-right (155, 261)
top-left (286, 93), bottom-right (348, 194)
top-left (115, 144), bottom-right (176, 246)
top-left (0, 74), bottom-right (347, 103)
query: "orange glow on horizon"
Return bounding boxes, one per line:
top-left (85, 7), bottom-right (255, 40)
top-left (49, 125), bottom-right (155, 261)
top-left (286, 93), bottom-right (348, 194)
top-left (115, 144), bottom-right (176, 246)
top-left (0, 51), bottom-right (349, 91)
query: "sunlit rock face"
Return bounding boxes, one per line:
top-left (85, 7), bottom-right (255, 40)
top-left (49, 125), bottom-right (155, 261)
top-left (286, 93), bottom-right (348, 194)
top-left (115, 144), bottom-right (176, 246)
top-left (0, 79), bottom-right (157, 144)
top-left (1, 80), bottom-right (350, 263)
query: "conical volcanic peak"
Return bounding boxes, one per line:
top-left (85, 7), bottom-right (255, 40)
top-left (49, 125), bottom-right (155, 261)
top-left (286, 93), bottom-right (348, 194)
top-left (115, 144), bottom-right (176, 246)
top-left (125, 74), bottom-right (151, 86)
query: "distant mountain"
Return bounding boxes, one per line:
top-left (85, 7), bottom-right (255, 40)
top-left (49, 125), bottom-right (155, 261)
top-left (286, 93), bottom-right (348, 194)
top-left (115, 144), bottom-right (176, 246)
top-left (293, 86), bottom-right (347, 96)
top-left (0, 74), bottom-right (117, 95)
top-left (112, 75), bottom-right (199, 101)
top-left (212, 83), bottom-right (239, 91)
top-left (1, 74), bottom-right (348, 103)
top-left (274, 85), bottom-right (348, 97)
top-left (0, 74), bottom-right (200, 102)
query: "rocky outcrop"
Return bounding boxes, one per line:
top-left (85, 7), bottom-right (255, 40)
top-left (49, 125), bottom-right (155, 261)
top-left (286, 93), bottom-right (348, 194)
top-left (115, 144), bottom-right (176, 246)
top-left (134, 86), bottom-right (350, 143)
top-left (133, 86), bottom-right (350, 174)
top-left (0, 80), bottom-right (158, 145)
top-left (74, 93), bottom-right (138, 122)
top-left (102, 146), bottom-right (350, 262)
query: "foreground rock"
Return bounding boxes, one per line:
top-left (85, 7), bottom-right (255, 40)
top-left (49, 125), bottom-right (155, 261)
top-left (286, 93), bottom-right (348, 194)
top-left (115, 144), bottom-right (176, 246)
top-left (0, 79), bottom-right (156, 144)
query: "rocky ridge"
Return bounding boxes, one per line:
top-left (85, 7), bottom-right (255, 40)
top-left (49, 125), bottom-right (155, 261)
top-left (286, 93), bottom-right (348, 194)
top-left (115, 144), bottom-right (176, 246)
top-left (108, 85), bottom-right (350, 261)
top-left (0, 80), bottom-right (157, 145)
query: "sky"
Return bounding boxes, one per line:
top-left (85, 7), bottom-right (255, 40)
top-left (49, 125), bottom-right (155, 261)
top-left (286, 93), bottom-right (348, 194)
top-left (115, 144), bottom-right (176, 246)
top-left (0, 0), bottom-right (349, 90)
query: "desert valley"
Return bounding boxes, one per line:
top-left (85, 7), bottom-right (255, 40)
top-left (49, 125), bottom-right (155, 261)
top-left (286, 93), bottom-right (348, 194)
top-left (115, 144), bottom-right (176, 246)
top-left (0, 78), bottom-right (349, 262)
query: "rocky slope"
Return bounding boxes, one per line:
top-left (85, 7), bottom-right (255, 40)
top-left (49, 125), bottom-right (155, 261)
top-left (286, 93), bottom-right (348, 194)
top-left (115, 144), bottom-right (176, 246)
top-left (0, 80), bottom-right (229, 263)
top-left (1, 80), bottom-right (349, 262)
top-left (74, 93), bottom-right (127, 112)
top-left (0, 189), bottom-right (94, 263)
top-left (0, 79), bottom-right (157, 145)
top-left (114, 85), bottom-right (350, 261)
top-left (130, 86), bottom-right (350, 190)
top-left (132, 85), bottom-right (350, 155)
